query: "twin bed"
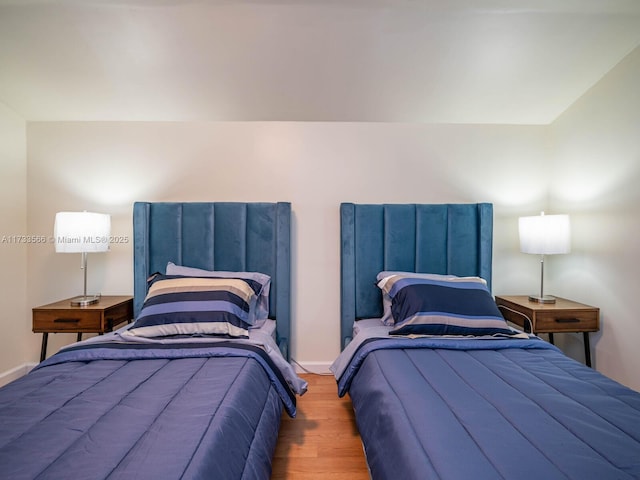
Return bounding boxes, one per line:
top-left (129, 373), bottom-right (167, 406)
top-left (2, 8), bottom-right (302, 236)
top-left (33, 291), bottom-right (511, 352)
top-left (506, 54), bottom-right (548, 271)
top-left (0, 202), bottom-right (304, 480)
top-left (333, 202), bottom-right (640, 480)
top-left (1, 201), bottom-right (639, 480)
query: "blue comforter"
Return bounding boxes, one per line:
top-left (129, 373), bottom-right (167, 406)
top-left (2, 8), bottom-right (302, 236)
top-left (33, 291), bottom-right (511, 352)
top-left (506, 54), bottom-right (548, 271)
top-left (337, 336), bottom-right (640, 480)
top-left (0, 341), bottom-right (295, 479)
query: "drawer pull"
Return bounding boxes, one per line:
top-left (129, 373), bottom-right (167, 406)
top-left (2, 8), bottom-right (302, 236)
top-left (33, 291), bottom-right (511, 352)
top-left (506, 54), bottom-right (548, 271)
top-left (53, 318), bottom-right (81, 323)
top-left (555, 318), bottom-right (580, 323)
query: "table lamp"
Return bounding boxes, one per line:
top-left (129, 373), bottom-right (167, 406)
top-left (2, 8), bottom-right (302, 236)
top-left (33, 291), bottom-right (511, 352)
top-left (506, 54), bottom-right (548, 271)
top-left (518, 212), bottom-right (570, 304)
top-left (54, 211), bottom-right (111, 306)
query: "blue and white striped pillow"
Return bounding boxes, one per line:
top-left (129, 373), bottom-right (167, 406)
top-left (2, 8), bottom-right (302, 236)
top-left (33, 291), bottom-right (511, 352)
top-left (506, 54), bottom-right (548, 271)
top-left (377, 274), bottom-right (511, 337)
top-left (124, 275), bottom-right (261, 338)
top-left (377, 271), bottom-right (465, 325)
top-left (165, 262), bottom-right (271, 327)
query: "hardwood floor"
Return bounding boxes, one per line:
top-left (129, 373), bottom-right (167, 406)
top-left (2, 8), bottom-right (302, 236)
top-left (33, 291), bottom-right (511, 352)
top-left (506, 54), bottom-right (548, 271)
top-left (271, 374), bottom-right (370, 479)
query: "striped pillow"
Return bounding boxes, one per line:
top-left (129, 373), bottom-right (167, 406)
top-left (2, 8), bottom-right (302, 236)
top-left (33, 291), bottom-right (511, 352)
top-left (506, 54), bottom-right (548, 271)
top-left (377, 274), bottom-right (511, 337)
top-left (125, 275), bottom-right (260, 338)
top-left (165, 262), bottom-right (271, 327)
top-left (377, 271), bottom-right (467, 325)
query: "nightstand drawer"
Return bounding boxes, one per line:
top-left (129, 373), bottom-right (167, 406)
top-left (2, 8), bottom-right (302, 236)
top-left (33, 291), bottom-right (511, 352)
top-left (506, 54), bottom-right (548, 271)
top-left (534, 310), bottom-right (598, 333)
top-left (33, 310), bottom-right (102, 332)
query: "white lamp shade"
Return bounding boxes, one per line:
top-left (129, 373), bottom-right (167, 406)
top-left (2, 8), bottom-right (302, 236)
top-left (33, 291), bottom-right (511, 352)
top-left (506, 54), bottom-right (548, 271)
top-left (519, 213), bottom-right (570, 255)
top-left (54, 212), bottom-right (111, 253)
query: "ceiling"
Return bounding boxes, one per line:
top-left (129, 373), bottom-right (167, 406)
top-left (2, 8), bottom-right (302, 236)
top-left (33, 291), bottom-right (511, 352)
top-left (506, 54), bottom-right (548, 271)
top-left (1, 0), bottom-right (639, 124)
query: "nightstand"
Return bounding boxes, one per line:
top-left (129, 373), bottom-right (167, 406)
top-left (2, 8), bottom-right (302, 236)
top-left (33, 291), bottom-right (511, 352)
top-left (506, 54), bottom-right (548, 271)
top-left (33, 295), bottom-right (134, 361)
top-left (495, 295), bottom-right (599, 367)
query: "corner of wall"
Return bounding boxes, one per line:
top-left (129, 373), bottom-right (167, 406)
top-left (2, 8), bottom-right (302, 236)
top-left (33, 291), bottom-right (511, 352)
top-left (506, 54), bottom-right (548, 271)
top-left (0, 101), bottom-right (30, 372)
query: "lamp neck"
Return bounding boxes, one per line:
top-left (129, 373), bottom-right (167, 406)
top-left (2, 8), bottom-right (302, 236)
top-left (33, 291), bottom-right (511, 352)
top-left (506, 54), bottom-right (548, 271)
top-left (82, 251), bottom-right (88, 299)
top-left (539, 254), bottom-right (545, 300)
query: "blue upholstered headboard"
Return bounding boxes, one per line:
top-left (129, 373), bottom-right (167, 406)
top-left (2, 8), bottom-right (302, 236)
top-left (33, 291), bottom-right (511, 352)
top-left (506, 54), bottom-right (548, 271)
top-left (340, 203), bottom-right (493, 350)
top-left (133, 202), bottom-right (291, 359)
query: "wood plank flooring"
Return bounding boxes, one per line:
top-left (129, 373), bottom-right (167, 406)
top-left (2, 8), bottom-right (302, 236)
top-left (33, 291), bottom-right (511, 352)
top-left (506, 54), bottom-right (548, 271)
top-left (271, 374), bottom-right (369, 479)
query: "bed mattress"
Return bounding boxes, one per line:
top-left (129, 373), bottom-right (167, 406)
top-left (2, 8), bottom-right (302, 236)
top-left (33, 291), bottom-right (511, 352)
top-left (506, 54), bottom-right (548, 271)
top-left (338, 336), bottom-right (640, 480)
top-left (0, 341), bottom-right (295, 480)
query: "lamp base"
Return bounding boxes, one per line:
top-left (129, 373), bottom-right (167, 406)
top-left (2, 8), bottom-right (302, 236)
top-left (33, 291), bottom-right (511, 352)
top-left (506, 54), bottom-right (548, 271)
top-left (528, 294), bottom-right (556, 304)
top-left (70, 294), bottom-right (101, 307)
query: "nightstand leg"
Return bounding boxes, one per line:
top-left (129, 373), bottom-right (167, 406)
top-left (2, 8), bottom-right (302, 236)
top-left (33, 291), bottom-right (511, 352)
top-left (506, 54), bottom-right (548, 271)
top-left (40, 333), bottom-right (48, 362)
top-left (584, 332), bottom-right (592, 368)
top-left (77, 333), bottom-right (82, 342)
top-left (548, 332), bottom-right (554, 344)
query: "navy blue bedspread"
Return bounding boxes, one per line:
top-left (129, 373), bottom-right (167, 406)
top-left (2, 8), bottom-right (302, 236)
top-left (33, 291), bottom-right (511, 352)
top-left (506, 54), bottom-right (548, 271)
top-left (0, 342), bottom-right (294, 479)
top-left (342, 338), bottom-right (640, 480)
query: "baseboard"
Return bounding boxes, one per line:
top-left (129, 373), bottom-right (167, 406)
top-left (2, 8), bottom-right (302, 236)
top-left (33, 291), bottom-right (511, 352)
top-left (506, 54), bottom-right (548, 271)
top-left (291, 360), bottom-right (333, 375)
top-left (0, 362), bottom-right (37, 388)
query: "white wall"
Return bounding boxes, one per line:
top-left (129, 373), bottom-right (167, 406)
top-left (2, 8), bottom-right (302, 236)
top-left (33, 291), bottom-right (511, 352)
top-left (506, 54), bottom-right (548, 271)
top-left (25, 122), bottom-right (548, 366)
top-left (549, 46), bottom-right (640, 391)
top-left (0, 102), bottom-right (28, 382)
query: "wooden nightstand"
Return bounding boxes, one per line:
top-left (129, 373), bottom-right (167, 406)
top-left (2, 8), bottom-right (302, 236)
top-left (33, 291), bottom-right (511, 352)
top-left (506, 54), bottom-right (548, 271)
top-left (495, 295), bottom-right (599, 367)
top-left (33, 295), bottom-right (134, 361)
